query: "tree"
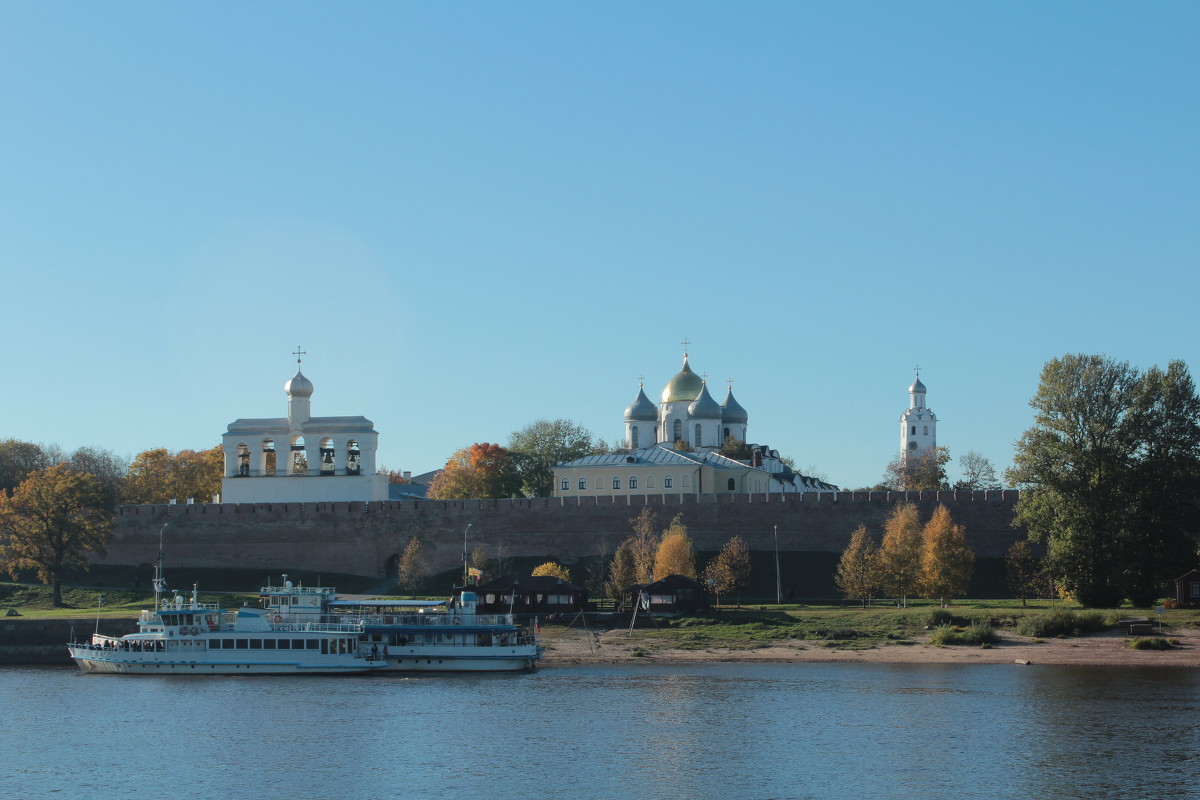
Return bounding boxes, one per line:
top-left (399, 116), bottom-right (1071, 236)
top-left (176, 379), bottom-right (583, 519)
top-left (396, 536), bottom-right (429, 594)
top-left (704, 535), bottom-right (753, 607)
top-left (61, 446), bottom-right (128, 510)
top-left (628, 508), bottom-right (659, 584)
top-left (0, 439), bottom-right (54, 494)
top-left (124, 446), bottom-right (222, 505)
top-left (718, 436), bottom-right (753, 460)
top-left (878, 504), bottom-right (923, 606)
top-left (468, 545), bottom-right (490, 583)
top-left (835, 525), bottom-right (879, 607)
top-left (883, 446), bottom-right (950, 491)
top-left (919, 505), bottom-right (974, 607)
top-left (953, 450), bottom-right (1001, 491)
top-left (426, 443), bottom-right (521, 500)
top-left (0, 465), bottom-right (114, 606)
top-left (1007, 355), bottom-right (1200, 607)
top-left (607, 540), bottom-right (637, 604)
top-left (654, 514), bottom-right (696, 579)
top-left (531, 561), bottom-right (572, 582)
top-left (1005, 540), bottom-right (1041, 607)
top-left (507, 419), bottom-right (597, 497)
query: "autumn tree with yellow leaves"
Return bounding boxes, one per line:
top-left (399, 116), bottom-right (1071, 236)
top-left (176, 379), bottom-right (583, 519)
top-left (920, 505), bottom-right (975, 607)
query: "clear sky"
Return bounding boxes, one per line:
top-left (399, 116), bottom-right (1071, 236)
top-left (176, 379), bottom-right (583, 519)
top-left (1, 3), bottom-right (1196, 490)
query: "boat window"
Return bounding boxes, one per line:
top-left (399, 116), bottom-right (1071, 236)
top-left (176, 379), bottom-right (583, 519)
top-left (278, 639), bottom-right (291, 650)
top-left (306, 639), bottom-right (319, 649)
top-left (249, 640), bottom-right (262, 649)
top-left (236, 639), bottom-right (249, 649)
top-left (264, 639), bottom-right (276, 650)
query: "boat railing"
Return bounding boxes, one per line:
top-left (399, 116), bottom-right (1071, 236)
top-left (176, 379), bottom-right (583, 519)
top-left (335, 613), bottom-right (519, 627)
top-left (158, 600), bottom-right (221, 612)
top-left (259, 585), bottom-right (336, 597)
top-left (268, 621), bottom-right (365, 634)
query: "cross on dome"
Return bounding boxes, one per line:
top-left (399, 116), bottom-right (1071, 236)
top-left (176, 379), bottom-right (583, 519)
top-left (293, 346), bottom-right (307, 365)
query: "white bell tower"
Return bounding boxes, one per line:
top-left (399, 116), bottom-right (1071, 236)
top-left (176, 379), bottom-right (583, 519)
top-left (900, 371), bottom-right (936, 463)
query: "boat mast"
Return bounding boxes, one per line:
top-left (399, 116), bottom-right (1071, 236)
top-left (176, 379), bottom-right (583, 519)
top-left (153, 523), bottom-right (168, 609)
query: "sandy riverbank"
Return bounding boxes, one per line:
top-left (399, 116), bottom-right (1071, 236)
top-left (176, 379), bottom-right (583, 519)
top-left (538, 625), bottom-right (1200, 668)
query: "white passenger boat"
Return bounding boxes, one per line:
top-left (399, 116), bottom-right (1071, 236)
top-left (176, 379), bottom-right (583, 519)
top-left (261, 578), bottom-right (542, 672)
top-left (67, 585), bottom-right (383, 675)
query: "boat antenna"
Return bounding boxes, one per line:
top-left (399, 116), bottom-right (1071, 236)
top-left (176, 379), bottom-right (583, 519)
top-left (153, 523), bottom-right (169, 609)
top-left (94, 593), bottom-right (104, 637)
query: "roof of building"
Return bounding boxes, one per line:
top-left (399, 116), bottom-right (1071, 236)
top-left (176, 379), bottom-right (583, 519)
top-left (285, 369), bottom-right (314, 398)
top-left (688, 382), bottom-right (723, 419)
top-left (624, 386), bottom-right (658, 421)
top-left (556, 443), bottom-right (763, 472)
top-left (474, 575), bottom-right (585, 594)
top-left (661, 355), bottom-right (704, 403)
top-left (910, 375), bottom-right (927, 394)
top-left (225, 415), bottom-right (378, 436)
top-left (721, 387), bottom-right (748, 424)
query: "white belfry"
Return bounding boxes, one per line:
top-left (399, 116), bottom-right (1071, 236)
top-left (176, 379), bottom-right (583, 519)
top-left (220, 353), bottom-right (388, 503)
top-left (900, 373), bottom-right (937, 464)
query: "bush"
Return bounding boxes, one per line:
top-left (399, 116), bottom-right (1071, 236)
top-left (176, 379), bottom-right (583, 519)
top-left (1126, 637), bottom-right (1176, 650)
top-left (1015, 610), bottom-right (1110, 638)
top-left (924, 608), bottom-right (969, 628)
top-left (928, 622), bottom-right (999, 647)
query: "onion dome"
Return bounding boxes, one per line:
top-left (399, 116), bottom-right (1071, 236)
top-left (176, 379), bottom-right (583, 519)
top-left (661, 355), bottom-right (704, 403)
top-left (909, 375), bottom-right (926, 394)
top-left (721, 387), bottom-right (748, 424)
top-left (285, 369), bottom-right (314, 398)
top-left (625, 386), bottom-right (658, 421)
top-left (688, 382), bottom-right (723, 419)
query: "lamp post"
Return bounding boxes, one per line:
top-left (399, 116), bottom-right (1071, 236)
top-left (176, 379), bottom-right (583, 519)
top-left (774, 524), bottom-right (782, 605)
top-left (462, 523), bottom-right (472, 585)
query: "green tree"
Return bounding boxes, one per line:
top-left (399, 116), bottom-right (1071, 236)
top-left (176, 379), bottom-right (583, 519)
top-left (704, 535), bottom-right (753, 606)
top-left (1006, 354), bottom-right (1200, 607)
top-left (507, 419), bottom-right (596, 497)
top-left (1005, 540), bottom-right (1041, 607)
top-left (396, 536), bottom-right (429, 594)
top-left (0, 439), bottom-right (53, 494)
top-left (467, 545), bottom-right (490, 583)
top-left (654, 514), bottom-right (696, 579)
top-left (883, 447), bottom-right (951, 491)
top-left (879, 504), bottom-right (923, 607)
top-left (952, 450), bottom-right (1001, 491)
top-left (718, 435), bottom-right (753, 460)
top-left (0, 465), bottom-right (114, 606)
top-left (919, 505), bottom-right (974, 607)
top-left (531, 561), bottom-right (572, 582)
top-left (426, 443), bottom-right (521, 499)
top-left (835, 524), bottom-right (879, 607)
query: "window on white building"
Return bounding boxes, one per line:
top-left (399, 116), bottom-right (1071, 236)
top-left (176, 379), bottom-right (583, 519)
top-left (694, 424), bottom-right (702, 447)
top-left (673, 419), bottom-right (682, 443)
top-left (664, 476), bottom-right (673, 488)
top-left (612, 477), bottom-right (621, 489)
top-left (561, 479), bottom-right (569, 491)
top-left (647, 475), bottom-right (656, 489)
top-left (631, 426), bottom-right (639, 450)
top-left (629, 476), bottom-right (638, 489)
top-left (683, 475), bottom-right (691, 488)
top-left (578, 478), bottom-right (587, 490)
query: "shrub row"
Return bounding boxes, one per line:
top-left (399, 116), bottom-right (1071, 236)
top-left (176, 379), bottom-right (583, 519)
top-left (1015, 610), bottom-right (1110, 638)
top-left (928, 622), bottom-right (1000, 647)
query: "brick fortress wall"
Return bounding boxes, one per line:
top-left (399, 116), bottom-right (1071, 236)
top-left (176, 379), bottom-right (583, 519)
top-left (97, 491), bottom-right (1025, 578)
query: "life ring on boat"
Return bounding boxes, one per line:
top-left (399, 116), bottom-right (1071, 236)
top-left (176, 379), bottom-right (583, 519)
top-left (190, 627), bottom-right (199, 636)
top-left (452, 616), bottom-right (461, 625)
top-left (273, 614), bottom-right (282, 623)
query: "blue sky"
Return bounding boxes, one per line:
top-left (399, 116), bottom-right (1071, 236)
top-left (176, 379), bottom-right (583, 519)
top-left (1, 3), bottom-right (1196, 490)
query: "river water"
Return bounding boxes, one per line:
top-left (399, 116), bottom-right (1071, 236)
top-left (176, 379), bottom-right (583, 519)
top-left (2, 663), bottom-right (1196, 800)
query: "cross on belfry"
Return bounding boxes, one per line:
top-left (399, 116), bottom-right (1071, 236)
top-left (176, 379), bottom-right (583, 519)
top-left (638, 374), bottom-right (645, 386)
top-left (681, 337), bottom-right (691, 355)
top-left (914, 363), bottom-right (921, 375)
top-left (294, 346), bottom-right (307, 365)
top-left (727, 377), bottom-right (734, 388)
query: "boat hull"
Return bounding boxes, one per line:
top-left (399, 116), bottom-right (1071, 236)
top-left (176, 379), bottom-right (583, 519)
top-left (68, 647), bottom-right (380, 676)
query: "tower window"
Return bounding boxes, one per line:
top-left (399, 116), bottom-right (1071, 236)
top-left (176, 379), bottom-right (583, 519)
top-left (911, 425), bottom-right (916, 435)
top-left (673, 419), bottom-right (682, 443)
top-left (631, 426), bottom-right (639, 450)
top-left (923, 425), bottom-right (928, 436)
top-left (695, 424), bottom-right (702, 447)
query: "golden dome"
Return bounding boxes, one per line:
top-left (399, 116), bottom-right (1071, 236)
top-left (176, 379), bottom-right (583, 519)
top-left (661, 356), bottom-right (703, 403)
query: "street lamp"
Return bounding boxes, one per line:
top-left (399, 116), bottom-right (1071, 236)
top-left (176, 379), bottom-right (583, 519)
top-left (774, 524), bottom-right (782, 605)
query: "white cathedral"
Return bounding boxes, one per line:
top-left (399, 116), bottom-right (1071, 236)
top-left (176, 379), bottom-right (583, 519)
top-left (219, 357), bottom-right (389, 503)
top-left (553, 352), bottom-right (838, 497)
